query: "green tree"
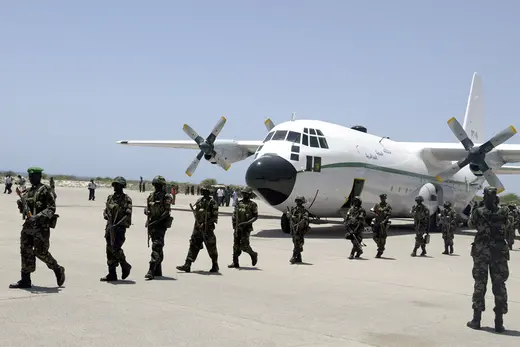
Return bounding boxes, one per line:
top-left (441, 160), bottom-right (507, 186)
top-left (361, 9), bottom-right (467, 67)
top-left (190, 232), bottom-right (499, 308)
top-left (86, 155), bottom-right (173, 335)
top-left (200, 178), bottom-right (217, 186)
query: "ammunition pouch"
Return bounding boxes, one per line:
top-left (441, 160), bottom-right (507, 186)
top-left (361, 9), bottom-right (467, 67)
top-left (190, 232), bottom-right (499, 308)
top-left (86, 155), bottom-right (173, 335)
top-left (165, 216), bottom-right (173, 229)
top-left (49, 214), bottom-right (59, 229)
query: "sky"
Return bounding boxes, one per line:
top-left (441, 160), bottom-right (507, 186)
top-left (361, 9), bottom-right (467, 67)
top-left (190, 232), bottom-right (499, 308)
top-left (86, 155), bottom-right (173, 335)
top-left (1, 1), bottom-right (520, 191)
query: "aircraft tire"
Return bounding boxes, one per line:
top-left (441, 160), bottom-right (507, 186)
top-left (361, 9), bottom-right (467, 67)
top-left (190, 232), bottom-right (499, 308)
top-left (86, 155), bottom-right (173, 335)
top-left (281, 213), bottom-right (291, 234)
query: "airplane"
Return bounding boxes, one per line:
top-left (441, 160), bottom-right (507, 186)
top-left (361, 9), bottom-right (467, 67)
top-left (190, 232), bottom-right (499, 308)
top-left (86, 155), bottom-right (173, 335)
top-left (117, 72), bottom-right (520, 233)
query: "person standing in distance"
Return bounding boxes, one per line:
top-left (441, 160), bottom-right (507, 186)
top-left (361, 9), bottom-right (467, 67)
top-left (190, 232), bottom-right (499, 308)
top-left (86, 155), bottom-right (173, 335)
top-left (144, 175), bottom-right (173, 280)
top-left (466, 186), bottom-right (510, 333)
top-left (101, 176), bottom-right (133, 282)
top-left (9, 167), bottom-right (65, 289)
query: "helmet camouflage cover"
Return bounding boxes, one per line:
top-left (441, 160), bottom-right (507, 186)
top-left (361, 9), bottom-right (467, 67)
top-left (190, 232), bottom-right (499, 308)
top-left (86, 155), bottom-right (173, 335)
top-left (295, 195), bottom-right (306, 203)
top-left (112, 176), bottom-right (127, 188)
top-left (152, 175), bottom-right (166, 185)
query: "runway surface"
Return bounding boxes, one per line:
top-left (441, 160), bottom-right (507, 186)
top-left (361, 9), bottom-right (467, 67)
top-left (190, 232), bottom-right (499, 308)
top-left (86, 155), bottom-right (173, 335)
top-left (0, 187), bottom-right (518, 346)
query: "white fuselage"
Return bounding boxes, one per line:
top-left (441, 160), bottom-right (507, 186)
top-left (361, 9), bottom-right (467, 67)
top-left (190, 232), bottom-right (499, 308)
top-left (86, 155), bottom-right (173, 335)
top-left (252, 120), bottom-right (484, 218)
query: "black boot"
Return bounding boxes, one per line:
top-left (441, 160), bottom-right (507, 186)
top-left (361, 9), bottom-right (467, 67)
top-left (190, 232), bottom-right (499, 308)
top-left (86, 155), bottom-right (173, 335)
top-left (375, 250), bottom-right (382, 258)
top-left (9, 272), bottom-right (31, 289)
top-left (449, 245), bottom-right (454, 254)
top-left (53, 266), bottom-right (65, 286)
top-left (442, 244), bottom-right (449, 254)
top-left (250, 251), bottom-right (258, 266)
top-left (209, 260), bottom-right (219, 273)
top-left (348, 251), bottom-right (355, 259)
top-left (228, 255), bottom-right (239, 268)
top-left (100, 266), bottom-right (117, 282)
top-left (355, 249), bottom-right (363, 258)
top-left (296, 253), bottom-right (302, 263)
top-left (420, 245), bottom-right (427, 256)
top-left (411, 246), bottom-right (418, 257)
top-left (176, 261), bottom-right (191, 272)
top-left (495, 313), bottom-right (505, 333)
top-left (121, 261), bottom-right (132, 279)
top-left (154, 263), bottom-right (162, 277)
top-left (145, 263), bottom-right (156, 280)
top-left (290, 252), bottom-right (297, 264)
top-left (466, 310), bottom-right (481, 330)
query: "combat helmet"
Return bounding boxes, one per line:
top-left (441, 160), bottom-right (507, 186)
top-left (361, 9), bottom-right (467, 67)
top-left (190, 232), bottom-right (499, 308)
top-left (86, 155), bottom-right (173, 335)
top-left (295, 195), bottom-right (306, 203)
top-left (241, 187), bottom-right (253, 194)
top-left (415, 195), bottom-right (424, 202)
top-left (443, 201), bottom-right (451, 208)
top-left (352, 196), bottom-right (362, 204)
top-left (379, 193), bottom-right (387, 199)
top-left (152, 175), bottom-right (166, 185)
top-left (112, 176), bottom-right (127, 188)
top-left (200, 185), bottom-right (211, 192)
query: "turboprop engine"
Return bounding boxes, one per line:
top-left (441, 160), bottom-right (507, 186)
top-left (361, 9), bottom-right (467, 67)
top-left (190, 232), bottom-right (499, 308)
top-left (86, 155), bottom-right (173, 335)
top-left (416, 183), bottom-right (439, 216)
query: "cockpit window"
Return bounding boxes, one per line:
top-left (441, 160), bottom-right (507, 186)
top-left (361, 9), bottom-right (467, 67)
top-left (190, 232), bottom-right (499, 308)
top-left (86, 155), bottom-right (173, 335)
top-left (318, 137), bottom-right (328, 149)
top-left (309, 136), bottom-right (319, 148)
top-left (303, 128), bottom-right (309, 134)
top-left (302, 134), bottom-right (308, 146)
top-left (272, 130), bottom-right (287, 140)
top-left (263, 131), bottom-right (274, 142)
top-left (286, 131), bottom-right (301, 143)
top-left (316, 129), bottom-right (324, 136)
top-left (309, 128), bottom-right (316, 135)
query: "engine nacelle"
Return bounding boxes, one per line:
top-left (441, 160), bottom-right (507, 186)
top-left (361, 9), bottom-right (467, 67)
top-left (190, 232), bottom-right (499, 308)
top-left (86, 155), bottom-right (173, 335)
top-left (469, 163), bottom-right (483, 176)
top-left (417, 183), bottom-right (439, 216)
top-left (204, 151), bottom-right (217, 163)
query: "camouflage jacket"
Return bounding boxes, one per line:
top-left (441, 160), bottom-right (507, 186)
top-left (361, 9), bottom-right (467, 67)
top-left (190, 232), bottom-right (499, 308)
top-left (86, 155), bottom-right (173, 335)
top-left (468, 205), bottom-right (509, 248)
top-left (193, 196), bottom-right (218, 226)
top-left (411, 204), bottom-right (429, 231)
top-left (373, 202), bottom-right (391, 225)
top-left (104, 192), bottom-right (132, 228)
top-left (506, 209), bottom-right (517, 230)
top-left (344, 206), bottom-right (366, 233)
top-left (289, 205), bottom-right (310, 231)
top-left (146, 190), bottom-right (172, 227)
top-left (232, 199), bottom-right (258, 230)
top-left (437, 207), bottom-right (457, 232)
top-left (17, 183), bottom-right (55, 228)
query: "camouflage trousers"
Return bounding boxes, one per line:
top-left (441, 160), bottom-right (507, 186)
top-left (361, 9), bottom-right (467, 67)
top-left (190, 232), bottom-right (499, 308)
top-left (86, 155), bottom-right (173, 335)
top-left (232, 226), bottom-right (255, 257)
top-left (505, 228), bottom-right (515, 248)
top-left (372, 224), bottom-right (388, 252)
top-left (291, 226), bottom-right (306, 254)
top-left (148, 227), bottom-right (167, 266)
top-left (105, 226), bottom-right (128, 269)
top-left (347, 231), bottom-right (363, 254)
top-left (185, 223), bottom-right (218, 263)
top-left (470, 243), bottom-right (509, 314)
top-left (20, 228), bottom-right (60, 273)
top-left (442, 228), bottom-right (455, 246)
top-left (414, 230), bottom-right (428, 248)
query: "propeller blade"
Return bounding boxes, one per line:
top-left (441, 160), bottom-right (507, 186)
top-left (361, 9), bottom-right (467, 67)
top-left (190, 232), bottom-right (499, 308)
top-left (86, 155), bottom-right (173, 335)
top-left (185, 151), bottom-right (204, 177)
top-left (447, 117), bottom-right (474, 151)
top-left (214, 153), bottom-right (231, 171)
top-left (264, 118), bottom-right (275, 131)
top-left (206, 116), bottom-right (227, 144)
top-left (482, 170), bottom-right (505, 194)
top-left (478, 125), bottom-right (517, 154)
top-left (183, 124), bottom-right (205, 145)
top-left (435, 157), bottom-right (471, 182)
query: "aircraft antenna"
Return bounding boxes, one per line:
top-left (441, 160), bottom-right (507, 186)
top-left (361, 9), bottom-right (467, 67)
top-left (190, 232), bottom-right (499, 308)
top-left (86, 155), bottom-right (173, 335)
top-left (291, 112), bottom-right (296, 121)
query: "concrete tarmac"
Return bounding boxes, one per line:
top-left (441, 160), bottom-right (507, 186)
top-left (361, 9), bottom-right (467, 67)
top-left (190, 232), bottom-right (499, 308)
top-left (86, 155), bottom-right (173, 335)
top-left (0, 187), bottom-right (519, 347)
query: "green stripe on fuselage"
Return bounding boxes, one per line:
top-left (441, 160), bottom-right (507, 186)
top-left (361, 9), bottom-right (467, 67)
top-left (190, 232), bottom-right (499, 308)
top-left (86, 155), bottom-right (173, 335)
top-left (319, 162), bottom-right (467, 185)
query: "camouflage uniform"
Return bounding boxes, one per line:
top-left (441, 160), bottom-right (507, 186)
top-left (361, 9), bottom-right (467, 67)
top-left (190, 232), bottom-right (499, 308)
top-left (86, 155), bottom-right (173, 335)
top-left (101, 176), bottom-right (133, 282)
top-left (288, 195), bottom-right (310, 264)
top-left (410, 196), bottom-right (430, 257)
top-left (505, 204), bottom-right (516, 250)
top-left (372, 194), bottom-right (391, 258)
top-left (49, 177), bottom-right (57, 199)
top-left (144, 176), bottom-right (173, 279)
top-left (437, 201), bottom-right (457, 254)
top-left (228, 187), bottom-right (258, 268)
top-left (466, 186), bottom-right (509, 333)
top-left (344, 196), bottom-right (366, 259)
top-left (177, 186), bottom-right (220, 273)
top-left (9, 167), bottom-right (65, 289)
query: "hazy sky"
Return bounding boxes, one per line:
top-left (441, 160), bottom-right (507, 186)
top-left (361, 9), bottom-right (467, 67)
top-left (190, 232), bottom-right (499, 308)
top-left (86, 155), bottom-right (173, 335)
top-left (1, 1), bottom-right (519, 191)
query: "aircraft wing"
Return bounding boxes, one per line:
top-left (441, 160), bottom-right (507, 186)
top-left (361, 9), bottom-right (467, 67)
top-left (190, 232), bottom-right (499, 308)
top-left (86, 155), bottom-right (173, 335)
top-left (117, 139), bottom-right (262, 157)
top-left (409, 142), bottom-right (520, 163)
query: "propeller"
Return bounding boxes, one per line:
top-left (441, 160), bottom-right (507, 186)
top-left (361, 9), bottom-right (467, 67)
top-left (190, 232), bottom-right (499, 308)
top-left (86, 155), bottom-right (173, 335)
top-left (264, 118), bottom-right (275, 131)
top-left (183, 116), bottom-right (231, 176)
top-left (435, 117), bottom-right (517, 193)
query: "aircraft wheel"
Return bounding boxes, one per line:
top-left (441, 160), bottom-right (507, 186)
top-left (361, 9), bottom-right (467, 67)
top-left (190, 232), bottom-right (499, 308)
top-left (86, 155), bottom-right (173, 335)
top-left (281, 213), bottom-right (291, 234)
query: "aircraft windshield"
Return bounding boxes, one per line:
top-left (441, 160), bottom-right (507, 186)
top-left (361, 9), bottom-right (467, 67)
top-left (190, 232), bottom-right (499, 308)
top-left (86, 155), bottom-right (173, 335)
top-left (302, 128), bottom-right (329, 149)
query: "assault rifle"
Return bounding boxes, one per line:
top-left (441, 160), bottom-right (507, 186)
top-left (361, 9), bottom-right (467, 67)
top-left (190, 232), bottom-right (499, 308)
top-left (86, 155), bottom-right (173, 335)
top-left (106, 211), bottom-right (128, 246)
top-left (16, 186), bottom-right (32, 220)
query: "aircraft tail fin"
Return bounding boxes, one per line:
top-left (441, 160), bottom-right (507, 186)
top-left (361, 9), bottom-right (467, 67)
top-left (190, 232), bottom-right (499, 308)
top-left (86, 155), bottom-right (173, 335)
top-left (462, 72), bottom-right (484, 143)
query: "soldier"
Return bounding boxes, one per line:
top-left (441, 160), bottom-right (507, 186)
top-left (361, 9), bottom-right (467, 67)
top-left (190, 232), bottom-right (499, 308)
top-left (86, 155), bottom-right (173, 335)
top-left (177, 186), bottom-right (220, 273)
top-left (101, 176), bottom-right (133, 282)
top-left (49, 177), bottom-right (57, 199)
top-left (410, 196), bottom-right (430, 257)
top-left (9, 167), bottom-right (65, 289)
top-left (228, 187), bottom-right (258, 268)
top-left (438, 201), bottom-right (457, 254)
top-left (144, 176), bottom-right (174, 280)
top-left (505, 204), bottom-right (516, 250)
top-left (344, 196), bottom-right (366, 259)
top-left (371, 193), bottom-right (392, 258)
top-left (466, 186), bottom-right (510, 333)
top-left (287, 195), bottom-right (310, 264)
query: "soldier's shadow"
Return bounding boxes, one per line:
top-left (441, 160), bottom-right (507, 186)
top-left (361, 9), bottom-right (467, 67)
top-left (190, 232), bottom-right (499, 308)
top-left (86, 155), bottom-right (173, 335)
top-left (237, 267), bottom-right (262, 271)
top-left (191, 271), bottom-right (223, 276)
top-left (152, 276), bottom-right (176, 281)
top-left (292, 262), bottom-right (313, 265)
top-left (21, 286), bottom-right (61, 294)
top-left (109, 280), bottom-right (136, 285)
top-left (481, 327), bottom-right (520, 336)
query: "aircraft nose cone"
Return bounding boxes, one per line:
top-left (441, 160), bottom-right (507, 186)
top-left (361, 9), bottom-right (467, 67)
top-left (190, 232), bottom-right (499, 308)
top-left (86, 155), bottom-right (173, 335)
top-left (245, 154), bottom-right (297, 206)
